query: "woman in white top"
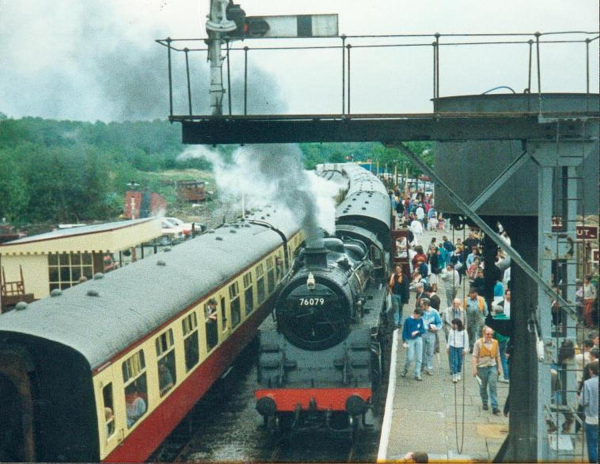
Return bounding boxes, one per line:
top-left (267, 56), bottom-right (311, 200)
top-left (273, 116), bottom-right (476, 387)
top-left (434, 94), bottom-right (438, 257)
top-left (447, 318), bottom-right (469, 383)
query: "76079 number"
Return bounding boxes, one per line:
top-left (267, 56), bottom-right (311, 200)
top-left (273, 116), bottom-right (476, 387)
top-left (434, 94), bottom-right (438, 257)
top-left (299, 298), bottom-right (325, 306)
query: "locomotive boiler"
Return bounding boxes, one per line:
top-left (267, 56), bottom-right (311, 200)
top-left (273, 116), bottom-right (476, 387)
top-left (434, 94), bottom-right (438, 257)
top-left (255, 163), bottom-right (392, 439)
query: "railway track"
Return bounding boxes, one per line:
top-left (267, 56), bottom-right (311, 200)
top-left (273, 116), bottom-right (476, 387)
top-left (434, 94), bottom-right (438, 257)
top-left (268, 431), bottom-right (361, 463)
top-left (151, 314), bottom-right (393, 462)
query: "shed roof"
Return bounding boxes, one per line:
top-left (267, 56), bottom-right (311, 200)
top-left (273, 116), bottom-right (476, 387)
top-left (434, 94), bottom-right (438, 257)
top-left (0, 219), bottom-right (162, 255)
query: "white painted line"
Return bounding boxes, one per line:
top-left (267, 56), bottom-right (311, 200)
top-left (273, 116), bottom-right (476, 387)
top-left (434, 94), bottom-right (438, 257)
top-left (377, 327), bottom-right (399, 462)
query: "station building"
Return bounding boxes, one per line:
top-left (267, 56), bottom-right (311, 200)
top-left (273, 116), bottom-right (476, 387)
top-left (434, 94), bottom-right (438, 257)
top-left (0, 218), bottom-right (162, 313)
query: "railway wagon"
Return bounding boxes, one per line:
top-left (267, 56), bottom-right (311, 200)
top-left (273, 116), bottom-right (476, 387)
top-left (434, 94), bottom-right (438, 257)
top-left (0, 209), bottom-right (303, 462)
top-left (255, 163), bottom-right (393, 439)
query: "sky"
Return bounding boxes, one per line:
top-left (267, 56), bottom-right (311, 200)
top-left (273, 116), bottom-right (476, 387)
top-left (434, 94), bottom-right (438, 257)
top-left (0, 0), bottom-right (598, 121)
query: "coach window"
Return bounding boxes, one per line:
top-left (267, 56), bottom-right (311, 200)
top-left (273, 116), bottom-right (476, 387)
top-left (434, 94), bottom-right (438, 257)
top-left (122, 350), bottom-right (148, 428)
top-left (182, 312), bottom-right (199, 372)
top-left (155, 329), bottom-right (177, 397)
top-left (256, 263), bottom-right (265, 303)
top-left (205, 300), bottom-right (219, 351)
top-left (102, 384), bottom-right (115, 438)
top-left (275, 256), bottom-right (284, 281)
top-left (229, 282), bottom-right (241, 328)
top-left (243, 272), bottom-right (254, 315)
top-left (266, 257), bottom-right (275, 293)
top-left (220, 296), bottom-right (227, 332)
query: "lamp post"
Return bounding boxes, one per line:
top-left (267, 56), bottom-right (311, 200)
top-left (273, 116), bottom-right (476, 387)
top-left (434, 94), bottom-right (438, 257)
top-left (127, 181), bottom-right (140, 220)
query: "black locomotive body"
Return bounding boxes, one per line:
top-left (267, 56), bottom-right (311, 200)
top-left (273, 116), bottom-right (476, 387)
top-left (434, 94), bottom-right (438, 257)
top-left (255, 163), bottom-right (392, 437)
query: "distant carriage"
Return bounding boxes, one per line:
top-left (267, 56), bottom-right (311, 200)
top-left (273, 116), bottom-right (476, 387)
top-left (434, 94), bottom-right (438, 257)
top-left (177, 180), bottom-right (207, 203)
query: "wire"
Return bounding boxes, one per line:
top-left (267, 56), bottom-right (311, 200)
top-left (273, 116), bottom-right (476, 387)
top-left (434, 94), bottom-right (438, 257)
top-left (482, 86), bottom-right (517, 95)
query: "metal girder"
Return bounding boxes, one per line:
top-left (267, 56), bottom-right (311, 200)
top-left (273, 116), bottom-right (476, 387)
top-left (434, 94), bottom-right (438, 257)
top-left (389, 142), bottom-right (571, 310)
top-left (469, 149), bottom-right (531, 211)
top-left (177, 113), bottom-right (597, 144)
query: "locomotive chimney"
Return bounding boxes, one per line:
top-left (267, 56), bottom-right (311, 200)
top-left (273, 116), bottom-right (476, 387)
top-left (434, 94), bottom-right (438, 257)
top-left (304, 240), bottom-right (328, 268)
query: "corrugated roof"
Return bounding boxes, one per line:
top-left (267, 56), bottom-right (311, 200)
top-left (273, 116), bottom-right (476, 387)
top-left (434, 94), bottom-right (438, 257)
top-left (1, 218), bottom-right (156, 245)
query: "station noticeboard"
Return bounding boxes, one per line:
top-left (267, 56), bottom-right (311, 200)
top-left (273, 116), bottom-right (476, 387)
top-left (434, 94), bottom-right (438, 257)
top-left (551, 217), bottom-right (598, 240)
top-left (577, 226), bottom-right (599, 240)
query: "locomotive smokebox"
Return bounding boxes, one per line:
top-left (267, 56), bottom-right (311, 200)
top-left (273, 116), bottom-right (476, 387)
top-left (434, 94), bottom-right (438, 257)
top-left (304, 246), bottom-right (328, 268)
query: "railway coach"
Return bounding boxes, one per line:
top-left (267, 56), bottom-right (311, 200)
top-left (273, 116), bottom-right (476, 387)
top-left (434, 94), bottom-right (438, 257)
top-left (0, 209), bottom-right (303, 462)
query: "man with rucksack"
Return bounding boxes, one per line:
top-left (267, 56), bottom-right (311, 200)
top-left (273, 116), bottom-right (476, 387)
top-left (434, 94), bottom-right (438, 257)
top-left (464, 288), bottom-right (487, 352)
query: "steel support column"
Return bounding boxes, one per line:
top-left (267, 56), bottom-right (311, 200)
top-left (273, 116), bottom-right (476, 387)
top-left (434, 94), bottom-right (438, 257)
top-left (536, 165), bottom-right (553, 460)
top-left (529, 140), bottom-right (586, 461)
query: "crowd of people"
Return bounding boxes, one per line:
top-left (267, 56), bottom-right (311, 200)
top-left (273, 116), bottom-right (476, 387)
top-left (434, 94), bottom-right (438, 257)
top-left (389, 202), bottom-right (513, 413)
top-left (387, 188), bottom-right (598, 461)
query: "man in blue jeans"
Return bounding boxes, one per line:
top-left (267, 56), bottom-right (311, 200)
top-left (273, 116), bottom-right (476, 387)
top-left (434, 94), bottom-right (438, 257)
top-left (420, 298), bottom-right (443, 376)
top-left (472, 327), bottom-right (503, 415)
top-left (388, 265), bottom-right (410, 328)
top-left (579, 360), bottom-right (598, 463)
top-left (492, 305), bottom-right (510, 383)
top-left (401, 308), bottom-right (426, 380)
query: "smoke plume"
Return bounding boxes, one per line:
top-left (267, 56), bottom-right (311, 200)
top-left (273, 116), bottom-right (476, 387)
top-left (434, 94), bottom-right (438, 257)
top-left (0, 0), bottom-right (201, 121)
top-left (178, 144), bottom-right (337, 246)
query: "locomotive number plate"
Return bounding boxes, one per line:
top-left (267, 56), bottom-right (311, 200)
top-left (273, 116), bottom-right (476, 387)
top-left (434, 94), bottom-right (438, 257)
top-left (299, 297), bottom-right (325, 306)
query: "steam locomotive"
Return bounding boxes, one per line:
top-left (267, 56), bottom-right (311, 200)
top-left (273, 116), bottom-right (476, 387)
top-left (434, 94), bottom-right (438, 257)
top-left (255, 163), bottom-right (392, 439)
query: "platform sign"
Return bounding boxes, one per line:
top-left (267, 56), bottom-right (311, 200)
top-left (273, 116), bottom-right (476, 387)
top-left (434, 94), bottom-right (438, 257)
top-left (577, 226), bottom-right (598, 240)
top-left (242, 14), bottom-right (338, 38)
top-left (551, 215), bottom-right (562, 232)
top-left (592, 249), bottom-right (599, 263)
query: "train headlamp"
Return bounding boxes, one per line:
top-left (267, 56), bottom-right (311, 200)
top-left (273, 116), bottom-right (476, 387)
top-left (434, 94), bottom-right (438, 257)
top-left (256, 397), bottom-right (277, 417)
top-left (345, 395), bottom-right (367, 416)
top-left (306, 272), bottom-right (316, 290)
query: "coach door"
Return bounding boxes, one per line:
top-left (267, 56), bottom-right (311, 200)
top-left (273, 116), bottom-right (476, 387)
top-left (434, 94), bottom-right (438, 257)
top-left (391, 229), bottom-right (410, 275)
top-left (0, 352), bottom-right (36, 461)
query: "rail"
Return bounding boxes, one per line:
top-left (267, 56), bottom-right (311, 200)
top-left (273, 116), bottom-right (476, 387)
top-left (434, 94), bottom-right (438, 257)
top-left (156, 31), bottom-right (599, 119)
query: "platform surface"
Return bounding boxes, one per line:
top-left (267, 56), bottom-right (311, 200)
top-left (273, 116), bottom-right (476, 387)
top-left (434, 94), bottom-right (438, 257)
top-left (379, 223), bottom-right (509, 462)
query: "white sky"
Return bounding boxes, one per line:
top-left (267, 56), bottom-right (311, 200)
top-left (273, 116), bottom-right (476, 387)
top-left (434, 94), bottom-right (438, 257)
top-left (0, 0), bottom-right (598, 121)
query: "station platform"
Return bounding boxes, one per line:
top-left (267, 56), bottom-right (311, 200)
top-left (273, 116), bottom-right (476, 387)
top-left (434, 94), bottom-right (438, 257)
top-left (378, 326), bottom-right (510, 462)
top-left (378, 225), bottom-right (509, 462)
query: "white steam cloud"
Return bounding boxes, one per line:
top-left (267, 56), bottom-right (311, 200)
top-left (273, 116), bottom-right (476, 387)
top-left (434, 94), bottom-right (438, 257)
top-left (178, 144), bottom-right (338, 245)
top-left (0, 0), bottom-right (286, 122)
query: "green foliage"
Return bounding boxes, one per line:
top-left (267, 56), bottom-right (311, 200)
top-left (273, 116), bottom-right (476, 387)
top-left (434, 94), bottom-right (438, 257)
top-left (0, 116), bottom-right (436, 224)
top-left (0, 117), bottom-right (191, 224)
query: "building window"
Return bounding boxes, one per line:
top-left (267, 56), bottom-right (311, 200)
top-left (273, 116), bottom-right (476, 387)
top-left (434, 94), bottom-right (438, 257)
top-left (243, 272), bottom-right (254, 315)
top-left (256, 263), bottom-right (265, 304)
top-left (182, 312), bottom-right (199, 372)
top-left (229, 282), bottom-right (240, 328)
top-left (48, 253), bottom-right (94, 291)
top-left (48, 252), bottom-right (93, 291)
top-left (155, 329), bottom-right (176, 397)
top-left (122, 350), bottom-right (148, 428)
